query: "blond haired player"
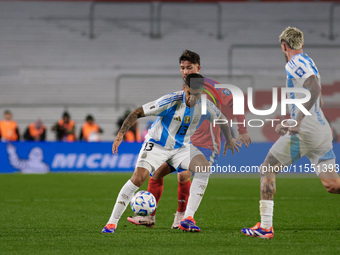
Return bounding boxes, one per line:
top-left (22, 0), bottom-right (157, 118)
top-left (241, 27), bottom-right (340, 239)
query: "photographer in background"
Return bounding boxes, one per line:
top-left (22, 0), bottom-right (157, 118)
top-left (24, 119), bottom-right (46, 141)
top-left (51, 111), bottom-right (76, 142)
top-left (79, 114), bottom-right (103, 142)
top-left (0, 110), bottom-right (20, 142)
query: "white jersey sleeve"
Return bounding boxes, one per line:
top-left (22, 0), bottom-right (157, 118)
top-left (285, 53), bottom-right (318, 80)
top-left (142, 91), bottom-right (183, 117)
top-left (284, 53), bottom-right (327, 127)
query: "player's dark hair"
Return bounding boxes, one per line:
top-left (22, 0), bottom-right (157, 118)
top-left (185, 73), bottom-right (204, 89)
top-left (179, 49), bottom-right (200, 65)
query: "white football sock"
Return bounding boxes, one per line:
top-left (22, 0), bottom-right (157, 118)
top-left (260, 200), bottom-right (274, 229)
top-left (107, 180), bottom-right (139, 227)
top-left (184, 172), bottom-right (210, 219)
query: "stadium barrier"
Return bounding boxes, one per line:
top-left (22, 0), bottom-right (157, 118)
top-left (227, 44), bottom-right (340, 76)
top-left (89, 0), bottom-right (340, 40)
top-left (1, 141), bottom-right (339, 174)
top-left (114, 73), bottom-right (255, 109)
top-left (89, 1), bottom-right (155, 38)
top-left (88, 0), bottom-right (225, 39)
top-left (153, 1), bottom-right (222, 39)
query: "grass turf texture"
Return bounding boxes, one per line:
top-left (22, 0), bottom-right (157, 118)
top-left (0, 174), bottom-right (339, 255)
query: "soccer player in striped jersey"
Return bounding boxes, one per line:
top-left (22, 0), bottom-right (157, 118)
top-left (102, 73), bottom-right (241, 233)
top-left (241, 27), bottom-right (340, 240)
top-left (127, 50), bottom-right (251, 229)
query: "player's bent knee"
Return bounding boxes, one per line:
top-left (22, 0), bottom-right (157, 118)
top-left (177, 170), bottom-right (191, 183)
top-left (260, 153), bottom-right (282, 176)
top-left (259, 164), bottom-right (276, 178)
top-left (130, 167), bottom-right (150, 187)
top-left (322, 179), bottom-right (340, 194)
top-left (189, 154), bottom-right (210, 173)
top-left (318, 164), bottom-right (340, 194)
top-left (151, 171), bottom-right (163, 180)
top-left (324, 183), bottom-right (340, 194)
top-left (152, 163), bottom-right (172, 180)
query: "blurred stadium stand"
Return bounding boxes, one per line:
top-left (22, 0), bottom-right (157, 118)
top-left (0, 0), bottom-right (339, 141)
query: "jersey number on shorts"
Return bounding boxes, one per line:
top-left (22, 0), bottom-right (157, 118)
top-left (176, 125), bottom-right (189, 136)
top-left (144, 142), bottom-right (154, 151)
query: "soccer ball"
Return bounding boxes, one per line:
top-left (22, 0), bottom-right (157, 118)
top-left (130, 191), bottom-right (156, 216)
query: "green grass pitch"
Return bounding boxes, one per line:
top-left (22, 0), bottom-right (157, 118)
top-left (0, 173), bottom-right (339, 254)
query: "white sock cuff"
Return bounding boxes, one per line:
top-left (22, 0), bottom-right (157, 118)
top-left (260, 200), bottom-right (274, 215)
top-left (127, 179), bottom-right (140, 192)
top-left (260, 200), bottom-right (274, 206)
top-left (193, 172), bottom-right (210, 182)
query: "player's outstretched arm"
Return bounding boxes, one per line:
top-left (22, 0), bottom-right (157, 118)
top-left (217, 116), bottom-right (241, 156)
top-left (234, 114), bottom-right (251, 147)
top-left (220, 90), bottom-right (251, 148)
top-left (289, 75), bottom-right (321, 135)
top-left (112, 107), bottom-right (145, 155)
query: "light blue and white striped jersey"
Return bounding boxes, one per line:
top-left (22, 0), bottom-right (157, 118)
top-left (142, 90), bottom-right (222, 150)
top-left (285, 53), bottom-right (326, 125)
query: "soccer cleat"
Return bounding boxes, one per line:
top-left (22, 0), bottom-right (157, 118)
top-left (171, 211), bottom-right (185, 229)
top-left (241, 222), bottom-right (274, 239)
top-left (179, 216), bottom-right (200, 232)
top-left (102, 224), bottom-right (116, 233)
top-left (127, 215), bottom-right (155, 228)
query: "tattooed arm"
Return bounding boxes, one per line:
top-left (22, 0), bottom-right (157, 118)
top-left (277, 75), bottom-right (321, 136)
top-left (288, 75), bottom-right (321, 135)
top-left (112, 107), bottom-right (145, 155)
top-left (296, 75), bottom-right (321, 122)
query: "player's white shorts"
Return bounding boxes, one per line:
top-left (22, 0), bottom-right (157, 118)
top-left (136, 140), bottom-right (202, 174)
top-left (269, 119), bottom-right (335, 175)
